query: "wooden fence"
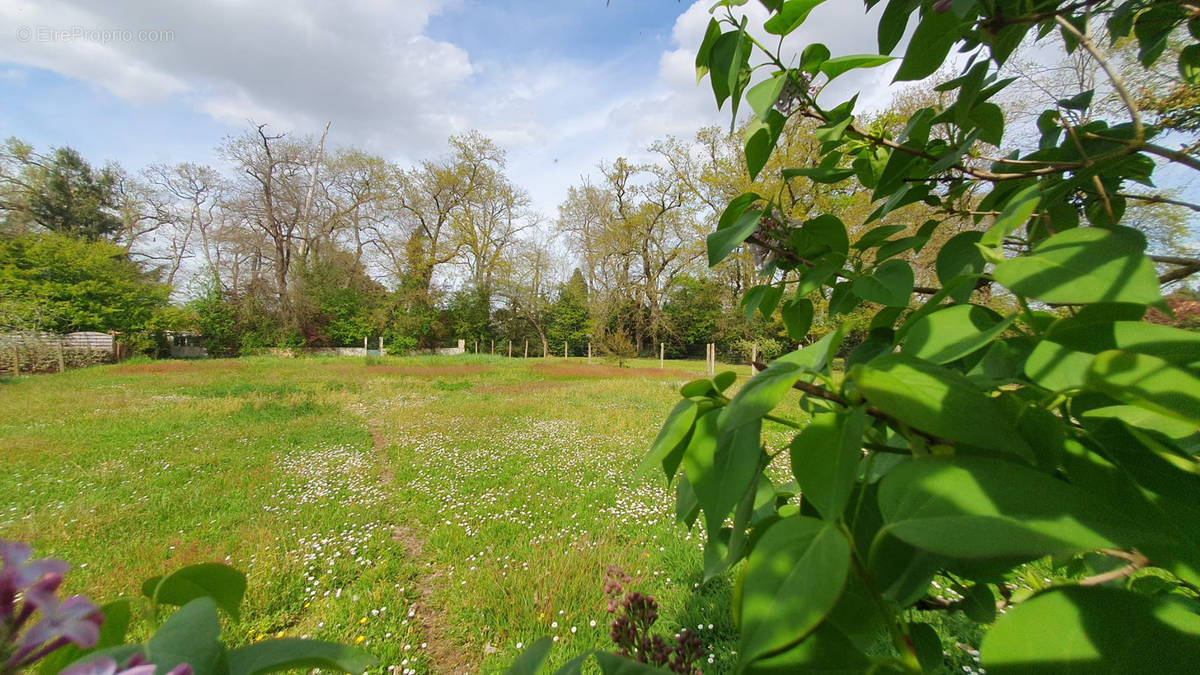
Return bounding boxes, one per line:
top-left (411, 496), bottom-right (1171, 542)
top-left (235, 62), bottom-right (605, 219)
top-left (0, 331), bottom-right (123, 377)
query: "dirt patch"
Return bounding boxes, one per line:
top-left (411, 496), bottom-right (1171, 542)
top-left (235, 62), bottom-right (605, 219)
top-left (388, 526), bottom-right (475, 674)
top-left (365, 365), bottom-right (491, 377)
top-left (532, 363), bottom-right (703, 379)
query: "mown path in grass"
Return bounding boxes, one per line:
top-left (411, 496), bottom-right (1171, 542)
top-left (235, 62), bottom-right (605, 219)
top-left (0, 355), bottom-right (779, 673)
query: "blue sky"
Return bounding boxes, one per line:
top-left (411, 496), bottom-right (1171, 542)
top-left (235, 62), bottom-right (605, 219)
top-left (0, 0), bottom-right (902, 216)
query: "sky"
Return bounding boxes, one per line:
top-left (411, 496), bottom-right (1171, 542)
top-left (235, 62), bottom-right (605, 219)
top-left (0, 0), bottom-right (903, 218)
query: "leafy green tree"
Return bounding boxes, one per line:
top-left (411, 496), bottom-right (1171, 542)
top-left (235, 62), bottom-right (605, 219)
top-left (447, 284), bottom-right (494, 349)
top-left (662, 275), bottom-right (724, 357)
top-left (0, 233), bottom-right (167, 334)
top-left (293, 248), bottom-right (387, 347)
top-left (188, 275), bottom-right (240, 357)
top-left (633, 2), bottom-right (1200, 674)
top-left (0, 139), bottom-right (124, 240)
top-left (546, 270), bottom-right (591, 355)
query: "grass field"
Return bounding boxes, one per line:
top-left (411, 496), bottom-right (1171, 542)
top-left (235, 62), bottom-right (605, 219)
top-left (0, 354), bottom-right (786, 673)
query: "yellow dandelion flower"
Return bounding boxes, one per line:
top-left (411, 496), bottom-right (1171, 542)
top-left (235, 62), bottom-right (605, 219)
top-left (355, 636), bottom-right (366, 644)
top-left (359, 617), bottom-right (368, 625)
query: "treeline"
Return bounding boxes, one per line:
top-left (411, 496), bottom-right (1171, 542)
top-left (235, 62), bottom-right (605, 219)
top-left (0, 120), bottom-right (860, 360)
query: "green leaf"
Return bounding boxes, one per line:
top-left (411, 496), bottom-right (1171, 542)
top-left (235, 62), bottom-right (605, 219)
top-left (797, 254), bottom-right (845, 295)
top-left (739, 517), bottom-right (851, 665)
top-left (147, 563), bottom-right (247, 621)
top-left (676, 472), bottom-right (701, 528)
top-left (790, 408), bottom-right (868, 521)
top-left (903, 304), bottom-right (1016, 364)
top-left (819, 54), bottom-right (896, 83)
top-left (747, 73), bottom-right (787, 121)
top-left (1058, 89), bottom-right (1095, 112)
top-left (936, 231), bottom-right (984, 303)
top-left (956, 583), bottom-right (997, 623)
top-left (709, 30), bottom-right (747, 109)
top-left (981, 586), bottom-right (1200, 674)
top-left (853, 224), bottom-right (905, 250)
top-left (695, 19), bottom-right (722, 83)
top-left (763, 0), bottom-right (829, 36)
top-left (909, 622), bottom-right (943, 672)
top-left (851, 259), bottom-right (913, 307)
top-left (1086, 350), bottom-right (1200, 426)
top-left (593, 651), bottom-right (671, 674)
top-left (1026, 319), bottom-right (1200, 392)
top-left (968, 101), bottom-right (1005, 146)
top-left (792, 214), bottom-right (849, 259)
top-left (781, 298), bottom-right (814, 341)
top-left (1180, 44), bottom-right (1200, 85)
top-left (686, 412), bottom-right (762, 577)
top-left (146, 598), bottom-right (228, 675)
top-left (799, 43), bottom-right (831, 74)
top-left (980, 184), bottom-right (1041, 249)
top-left (878, 0), bottom-right (919, 55)
top-left (228, 640), bottom-right (377, 675)
top-left (638, 398), bottom-right (699, 478)
top-left (1025, 340), bottom-right (1094, 392)
top-left (851, 354), bottom-right (1034, 460)
top-left (993, 226), bottom-right (1162, 305)
top-left (745, 623), bottom-right (871, 673)
top-left (724, 333), bottom-right (839, 432)
top-left (718, 192), bottom-right (761, 230)
top-left (1134, 3), bottom-right (1185, 68)
top-left (743, 284), bottom-right (784, 322)
top-left (552, 650), bottom-right (595, 675)
top-left (878, 457), bottom-right (1134, 560)
top-left (708, 208), bottom-right (762, 267)
top-left (783, 166), bottom-right (855, 184)
top-left (894, 5), bottom-right (961, 81)
top-left (745, 109), bottom-right (787, 181)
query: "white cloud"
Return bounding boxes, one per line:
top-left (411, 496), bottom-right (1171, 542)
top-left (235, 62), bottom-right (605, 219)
top-left (0, 0), bottom-right (472, 158)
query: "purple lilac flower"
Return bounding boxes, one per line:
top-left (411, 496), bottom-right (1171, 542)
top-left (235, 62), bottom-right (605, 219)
top-left (1, 540), bottom-right (102, 674)
top-left (61, 654), bottom-right (194, 675)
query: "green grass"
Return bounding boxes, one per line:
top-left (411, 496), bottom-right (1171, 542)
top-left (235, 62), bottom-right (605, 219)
top-left (0, 354), bottom-right (760, 673)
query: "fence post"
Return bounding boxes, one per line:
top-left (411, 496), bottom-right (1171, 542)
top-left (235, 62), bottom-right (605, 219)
top-left (475, 341), bottom-right (479, 354)
top-left (12, 344), bottom-right (19, 377)
top-left (750, 344), bottom-right (757, 376)
top-left (491, 340), bottom-right (495, 355)
top-left (363, 336), bottom-right (368, 357)
top-left (508, 340), bottom-right (513, 358)
top-left (660, 343), bottom-right (664, 369)
top-left (56, 338), bottom-right (65, 373)
top-left (379, 336), bottom-right (384, 356)
top-left (564, 342), bottom-right (568, 359)
top-left (588, 341), bottom-right (592, 365)
top-left (524, 339), bottom-right (529, 358)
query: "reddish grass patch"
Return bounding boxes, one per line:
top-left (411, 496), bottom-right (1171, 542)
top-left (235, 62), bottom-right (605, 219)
top-left (113, 359), bottom-right (243, 375)
top-left (532, 363), bottom-right (703, 379)
top-left (364, 364), bottom-right (491, 376)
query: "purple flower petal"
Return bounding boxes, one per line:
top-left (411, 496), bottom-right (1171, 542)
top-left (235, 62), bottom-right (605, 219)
top-left (60, 657), bottom-right (120, 675)
top-left (20, 595), bottom-right (103, 650)
top-left (163, 663), bottom-right (194, 675)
